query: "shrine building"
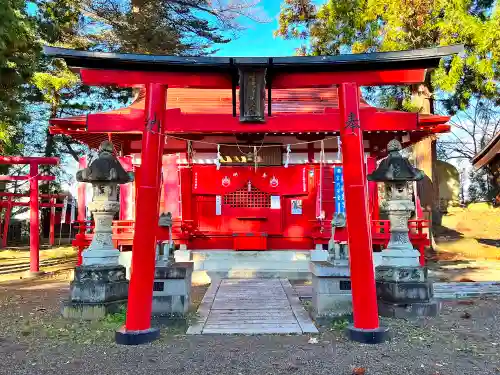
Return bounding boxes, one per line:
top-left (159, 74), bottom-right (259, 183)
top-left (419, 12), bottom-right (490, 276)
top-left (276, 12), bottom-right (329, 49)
top-left (46, 46), bottom-right (458, 283)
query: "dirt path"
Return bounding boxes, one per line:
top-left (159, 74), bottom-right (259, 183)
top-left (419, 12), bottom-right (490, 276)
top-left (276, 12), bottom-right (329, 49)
top-left (1, 277), bottom-right (500, 375)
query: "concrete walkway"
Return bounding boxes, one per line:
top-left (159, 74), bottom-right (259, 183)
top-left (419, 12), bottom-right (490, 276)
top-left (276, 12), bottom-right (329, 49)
top-left (187, 279), bottom-right (318, 335)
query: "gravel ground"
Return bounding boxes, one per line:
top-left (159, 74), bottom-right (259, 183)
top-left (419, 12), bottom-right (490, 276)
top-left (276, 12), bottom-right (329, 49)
top-left (1, 277), bottom-right (500, 375)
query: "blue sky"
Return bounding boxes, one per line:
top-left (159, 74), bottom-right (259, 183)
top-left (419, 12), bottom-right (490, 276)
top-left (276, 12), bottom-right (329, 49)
top-left (214, 0), bottom-right (305, 57)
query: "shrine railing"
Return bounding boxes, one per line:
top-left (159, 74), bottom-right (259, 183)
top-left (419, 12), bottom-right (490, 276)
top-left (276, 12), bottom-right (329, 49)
top-left (72, 218), bottom-right (430, 265)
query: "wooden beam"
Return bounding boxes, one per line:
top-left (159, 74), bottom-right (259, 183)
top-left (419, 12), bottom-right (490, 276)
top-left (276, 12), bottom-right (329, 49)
top-left (0, 175), bottom-right (56, 181)
top-left (0, 157), bottom-right (59, 165)
top-left (85, 108), bottom-right (420, 134)
top-left (272, 69), bottom-right (427, 88)
top-left (80, 69), bottom-right (233, 88)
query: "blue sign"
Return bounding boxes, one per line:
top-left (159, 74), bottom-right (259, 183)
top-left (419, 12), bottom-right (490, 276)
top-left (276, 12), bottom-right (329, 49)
top-left (333, 166), bottom-right (345, 214)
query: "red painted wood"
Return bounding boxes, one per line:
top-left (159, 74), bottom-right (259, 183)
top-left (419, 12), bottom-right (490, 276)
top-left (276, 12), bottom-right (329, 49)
top-left (125, 83), bottom-right (166, 332)
top-left (367, 156), bottom-right (380, 220)
top-left (338, 83), bottom-right (379, 330)
top-left (0, 156), bottom-right (59, 165)
top-left (119, 156), bottom-right (133, 221)
top-left (77, 157), bottom-right (87, 223)
top-left (49, 197), bottom-right (56, 246)
top-left (180, 167), bottom-right (193, 221)
top-left (80, 69), bottom-right (233, 88)
top-left (85, 108), bottom-right (420, 134)
top-left (1, 198), bottom-right (12, 248)
top-left (79, 68), bottom-right (425, 89)
top-left (233, 234), bottom-right (267, 250)
top-left (0, 175), bottom-right (55, 181)
top-left (272, 69), bottom-right (426, 88)
top-left (29, 163), bottom-right (40, 273)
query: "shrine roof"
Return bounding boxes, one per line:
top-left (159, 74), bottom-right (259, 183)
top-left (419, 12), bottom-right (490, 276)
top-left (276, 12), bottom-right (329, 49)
top-left (44, 45), bottom-right (463, 73)
top-left (472, 131), bottom-right (500, 170)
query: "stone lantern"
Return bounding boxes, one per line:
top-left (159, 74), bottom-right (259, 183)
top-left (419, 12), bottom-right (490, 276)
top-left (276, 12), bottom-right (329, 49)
top-left (62, 141), bottom-right (133, 319)
top-left (368, 139), bottom-right (439, 318)
top-left (157, 212), bottom-right (174, 265)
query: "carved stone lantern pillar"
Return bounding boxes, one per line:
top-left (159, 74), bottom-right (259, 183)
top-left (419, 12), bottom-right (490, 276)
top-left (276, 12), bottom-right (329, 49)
top-left (62, 141), bottom-right (133, 320)
top-left (368, 139), bottom-right (439, 318)
top-left (157, 212), bottom-right (174, 265)
top-left (328, 212), bottom-right (349, 265)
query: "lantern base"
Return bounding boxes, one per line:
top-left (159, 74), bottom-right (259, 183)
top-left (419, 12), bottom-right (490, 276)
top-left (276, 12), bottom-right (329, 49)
top-left (346, 325), bottom-right (390, 344)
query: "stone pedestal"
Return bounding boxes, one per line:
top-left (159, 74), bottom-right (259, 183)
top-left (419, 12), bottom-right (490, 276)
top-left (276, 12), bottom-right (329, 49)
top-left (310, 245), bottom-right (329, 261)
top-left (376, 266), bottom-right (440, 318)
top-left (310, 261), bottom-right (352, 322)
top-left (174, 249), bottom-right (192, 262)
top-left (152, 262), bottom-right (193, 316)
top-left (375, 192), bottom-right (439, 318)
top-left (62, 265), bottom-right (129, 319)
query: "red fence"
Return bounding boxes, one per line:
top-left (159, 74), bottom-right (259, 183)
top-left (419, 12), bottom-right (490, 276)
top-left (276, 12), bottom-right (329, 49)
top-left (72, 218), bottom-right (430, 266)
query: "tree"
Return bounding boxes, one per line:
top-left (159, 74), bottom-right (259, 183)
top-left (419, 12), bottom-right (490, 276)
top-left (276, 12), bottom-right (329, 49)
top-left (437, 98), bottom-right (500, 161)
top-left (467, 167), bottom-right (496, 202)
top-left (0, 0), bottom-right (39, 157)
top-left (28, 0), bottom-right (257, 164)
top-left (75, 0), bottom-right (264, 55)
top-left (276, 0), bottom-right (499, 112)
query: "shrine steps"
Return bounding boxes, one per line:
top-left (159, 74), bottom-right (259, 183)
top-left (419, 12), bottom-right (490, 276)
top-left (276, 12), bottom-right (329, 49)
top-left (117, 250), bottom-right (384, 284)
top-left (187, 250), bottom-right (311, 284)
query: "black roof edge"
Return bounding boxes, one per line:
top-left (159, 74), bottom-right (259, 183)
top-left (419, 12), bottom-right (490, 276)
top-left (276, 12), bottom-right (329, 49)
top-left (43, 45), bottom-right (464, 73)
top-left (472, 131), bottom-right (500, 166)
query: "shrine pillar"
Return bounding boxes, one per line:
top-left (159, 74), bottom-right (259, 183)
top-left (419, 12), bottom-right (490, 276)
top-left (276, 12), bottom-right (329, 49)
top-left (367, 156), bottom-right (380, 220)
top-left (49, 197), bottom-right (56, 246)
top-left (29, 163), bottom-right (40, 273)
top-left (77, 157), bottom-right (87, 221)
top-left (76, 156), bottom-right (87, 266)
top-left (119, 156), bottom-right (134, 220)
top-left (338, 82), bottom-right (388, 343)
top-left (116, 83), bottom-right (166, 345)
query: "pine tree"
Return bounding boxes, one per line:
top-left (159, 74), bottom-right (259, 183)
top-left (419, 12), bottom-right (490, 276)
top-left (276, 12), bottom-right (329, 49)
top-left (0, 0), bottom-right (39, 156)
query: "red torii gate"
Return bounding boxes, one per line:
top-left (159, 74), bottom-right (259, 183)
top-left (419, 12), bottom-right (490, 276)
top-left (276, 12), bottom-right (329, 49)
top-left (0, 156), bottom-right (59, 273)
top-left (44, 44), bottom-right (462, 344)
top-left (0, 192), bottom-right (68, 248)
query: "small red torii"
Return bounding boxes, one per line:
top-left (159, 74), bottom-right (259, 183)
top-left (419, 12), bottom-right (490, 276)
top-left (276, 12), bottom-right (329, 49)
top-left (0, 156), bottom-right (59, 274)
top-left (0, 192), bottom-right (68, 247)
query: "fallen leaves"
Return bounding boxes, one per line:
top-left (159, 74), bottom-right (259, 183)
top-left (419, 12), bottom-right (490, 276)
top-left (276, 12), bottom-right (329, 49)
top-left (352, 367), bottom-right (366, 375)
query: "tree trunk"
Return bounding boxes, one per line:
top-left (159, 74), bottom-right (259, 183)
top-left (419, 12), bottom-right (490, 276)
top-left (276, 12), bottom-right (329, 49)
top-left (411, 81), bottom-right (440, 248)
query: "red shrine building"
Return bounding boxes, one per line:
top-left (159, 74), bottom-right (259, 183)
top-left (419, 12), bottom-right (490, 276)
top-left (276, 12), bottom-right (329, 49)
top-left (47, 46), bottom-right (458, 281)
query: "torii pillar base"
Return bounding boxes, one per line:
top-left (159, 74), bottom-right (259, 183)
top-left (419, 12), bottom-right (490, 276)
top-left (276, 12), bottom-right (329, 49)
top-left (347, 326), bottom-right (390, 344)
top-left (115, 327), bottom-right (160, 346)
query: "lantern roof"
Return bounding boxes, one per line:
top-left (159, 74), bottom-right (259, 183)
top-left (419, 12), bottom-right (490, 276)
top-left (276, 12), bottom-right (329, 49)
top-left (368, 140), bottom-right (425, 182)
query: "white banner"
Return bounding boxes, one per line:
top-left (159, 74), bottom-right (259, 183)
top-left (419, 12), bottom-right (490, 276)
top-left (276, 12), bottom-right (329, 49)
top-left (61, 197), bottom-right (68, 224)
top-left (70, 197), bottom-right (76, 223)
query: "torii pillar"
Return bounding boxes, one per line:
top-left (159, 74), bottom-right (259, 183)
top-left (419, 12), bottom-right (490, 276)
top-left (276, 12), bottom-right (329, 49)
top-left (116, 83), bottom-right (166, 345)
top-left (338, 83), bottom-right (389, 343)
